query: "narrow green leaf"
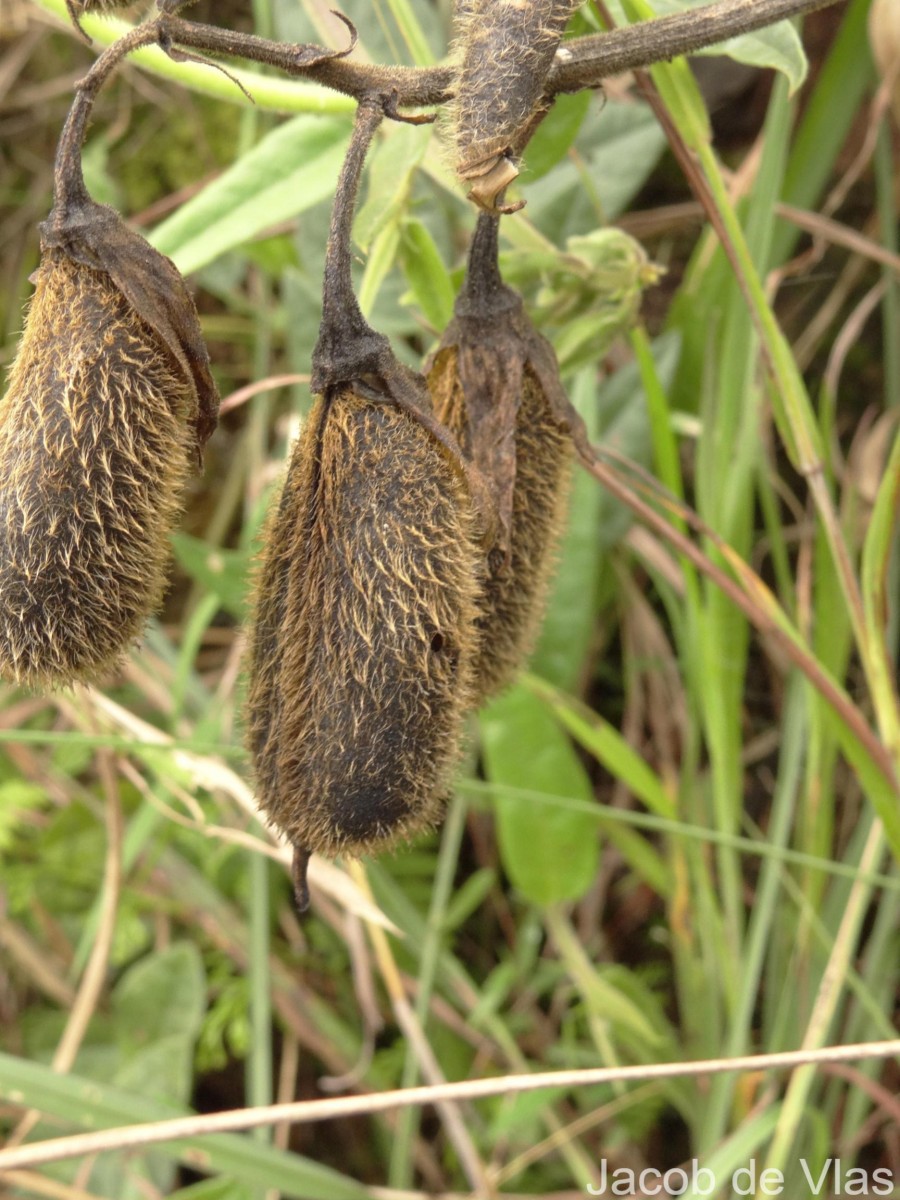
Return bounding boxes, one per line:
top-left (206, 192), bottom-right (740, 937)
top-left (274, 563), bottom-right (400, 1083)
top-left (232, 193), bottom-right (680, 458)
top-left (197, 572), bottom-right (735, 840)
top-left (29, 0), bottom-right (356, 114)
top-left (530, 369), bottom-right (606, 691)
top-left (150, 116), bottom-right (351, 274)
top-left (381, 0), bottom-right (436, 64)
top-left (171, 534), bottom-right (251, 622)
top-left (0, 1053), bottom-right (370, 1200)
top-left (523, 91), bottom-right (592, 180)
top-left (860, 426), bottom-right (900, 753)
top-left (399, 219), bottom-right (455, 332)
top-left (354, 123), bottom-right (429, 251)
top-left (525, 675), bottom-right (676, 819)
top-left (358, 220), bottom-right (402, 318)
top-left (686, 1106), bottom-right (782, 1197)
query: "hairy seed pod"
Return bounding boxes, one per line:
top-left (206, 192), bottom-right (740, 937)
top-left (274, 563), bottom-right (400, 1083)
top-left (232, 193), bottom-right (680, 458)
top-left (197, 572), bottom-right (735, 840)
top-left (246, 383), bottom-right (481, 909)
top-left (245, 101), bottom-right (484, 911)
top-left (67, 1), bottom-right (141, 10)
top-left (66, 0), bottom-right (198, 25)
top-left (0, 125), bottom-right (218, 688)
top-left (453, 0), bottom-right (580, 210)
top-left (428, 213), bottom-right (573, 702)
top-left (65, 0), bottom-right (146, 30)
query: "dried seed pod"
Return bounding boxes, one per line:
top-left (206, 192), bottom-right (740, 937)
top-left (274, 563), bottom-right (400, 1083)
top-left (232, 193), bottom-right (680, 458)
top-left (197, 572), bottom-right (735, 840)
top-left (0, 77), bottom-right (218, 689)
top-left (67, 1), bottom-right (142, 11)
top-left (428, 213), bottom-right (573, 701)
top-left (245, 101), bottom-right (483, 911)
top-left (65, 0), bottom-right (146, 34)
top-left (453, 0), bottom-right (580, 210)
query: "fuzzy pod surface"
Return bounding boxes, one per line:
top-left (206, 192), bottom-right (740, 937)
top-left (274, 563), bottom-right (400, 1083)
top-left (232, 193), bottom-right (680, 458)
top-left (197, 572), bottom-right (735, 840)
top-left (68, 1), bottom-right (140, 10)
top-left (247, 381), bottom-right (481, 899)
top-left (428, 214), bottom-right (573, 702)
top-left (453, 0), bottom-right (580, 209)
top-left (0, 197), bottom-right (219, 689)
top-left (245, 100), bottom-right (483, 911)
top-left (65, 0), bottom-right (148, 25)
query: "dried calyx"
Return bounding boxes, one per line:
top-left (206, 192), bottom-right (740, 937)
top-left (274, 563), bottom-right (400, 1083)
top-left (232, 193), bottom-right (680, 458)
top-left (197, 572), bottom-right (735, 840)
top-left (428, 211), bottom-right (575, 701)
top-left (245, 100), bottom-right (483, 913)
top-left (0, 27), bottom-right (219, 688)
top-left (453, 0), bottom-right (580, 211)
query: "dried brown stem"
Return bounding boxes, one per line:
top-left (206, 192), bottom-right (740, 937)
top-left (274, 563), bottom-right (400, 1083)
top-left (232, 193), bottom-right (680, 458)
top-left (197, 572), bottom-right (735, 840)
top-left (311, 97), bottom-right (388, 391)
top-left (1, 1039), bottom-right (898, 1171)
top-left (78, 0), bottom-right (842, 114)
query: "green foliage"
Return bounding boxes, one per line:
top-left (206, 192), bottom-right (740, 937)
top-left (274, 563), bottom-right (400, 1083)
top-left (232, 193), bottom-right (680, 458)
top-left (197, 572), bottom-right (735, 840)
top-left (481, 684), bottom-right (600, 905)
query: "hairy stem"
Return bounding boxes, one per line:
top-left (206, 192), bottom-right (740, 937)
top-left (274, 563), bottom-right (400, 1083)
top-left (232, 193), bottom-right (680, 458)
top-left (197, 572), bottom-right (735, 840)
top-left (52, 20), bottom-right (164, 215)
top-left (554, 0), bottom-right (842, 88)
top-left (48, 0), bottom-right (842, 112)
top-left (310, 99), bottom-right (388, 391)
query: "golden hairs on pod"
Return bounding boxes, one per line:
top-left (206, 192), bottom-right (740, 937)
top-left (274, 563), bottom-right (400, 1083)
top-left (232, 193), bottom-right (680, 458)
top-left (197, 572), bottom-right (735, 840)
top-left (245, 101), bottom-right (484, 912)
top-left (428, 212), bottom-right (573, 702)
top-left (0, 77), bottom-right (219, 689)
top-left (67, 1), bottom-right (140, 11)
top-left (453, 0), bottom-right (580, 209)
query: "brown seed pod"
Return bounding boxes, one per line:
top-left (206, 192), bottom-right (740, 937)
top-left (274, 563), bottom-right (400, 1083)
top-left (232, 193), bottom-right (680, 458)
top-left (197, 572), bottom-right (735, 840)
top-left (66, 0), bottom-right (142, 11)
top-left (0, 74), bottom-right (218, 688)
top-left (245, 101), bottom-right (483, 911)
top-left (65, 0), bottom-right (147, 37)
top-left (428, 213), bottom-right (574, 702)
top-left (453, 0), bottom-right (581, 210)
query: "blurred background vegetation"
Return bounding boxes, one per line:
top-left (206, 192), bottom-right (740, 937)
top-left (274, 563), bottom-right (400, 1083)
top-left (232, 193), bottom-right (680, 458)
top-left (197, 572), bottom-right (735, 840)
top-left (0, 0), bottom-right (898, 1197)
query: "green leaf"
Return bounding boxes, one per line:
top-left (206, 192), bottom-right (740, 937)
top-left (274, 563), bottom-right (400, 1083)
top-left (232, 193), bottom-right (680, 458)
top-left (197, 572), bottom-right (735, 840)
top-left (440, 868), bottom-right (497, 932)
top-left (150, 116), bottom-right (351, 274)
top-left (591, 330), bottom-right (681, 548)
top-left (381, 0), bottom-right (437, 63)
top-left (171, 534), bottom-right (251, 622)
top-left (358, 220), bottom-right (402, 319)
top-left (523, 91), bottom-right (592, 180)
top-left (399, 219), bottom-right (455, 332)
top-left (524, 98), bottom-right (668, 235)
top-left (525, 676), bottom-right (676, 818)
top-left (112, 943), bottom-right (207, 1054)
top-left (354, 123), bottom-right (429, 251)
top-left (169, 1181), bottom-right (256, 1200)
top-left (488, 1087), bottom-right (569, 1140)
top-left (861, 426), bottom-right (900, 756)
top-left (480, 686), bottom-right (599, 905)
top-left (0, 780), bottom-right (47, 853)
top-left (605, 0), bottom-right (808, 92)
top-left (530, 369), bottom-right (606, 692)
top-left (0, 1052), bottom-right (371, 1200)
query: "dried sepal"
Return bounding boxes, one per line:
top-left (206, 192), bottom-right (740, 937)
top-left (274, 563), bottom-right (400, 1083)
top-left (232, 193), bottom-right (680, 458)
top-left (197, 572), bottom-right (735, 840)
top-left (245, 100), bottom-right (483, 912)
top-left (453, 0), bottom-right (580, 210)
top-left (40, 198), bottom-right (218, 455)
top-left (428, 213), bottom-right (574, 701)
